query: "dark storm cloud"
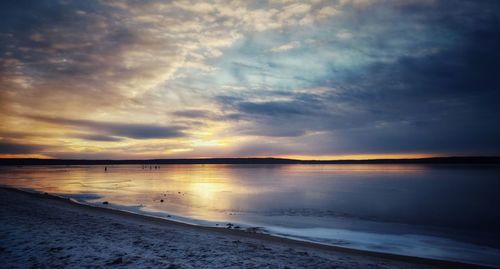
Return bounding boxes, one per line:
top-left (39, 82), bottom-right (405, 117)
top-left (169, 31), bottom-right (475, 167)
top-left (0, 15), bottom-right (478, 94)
top-left (216, 0), bottom-right (500, 154)
top-left (0, 141), bottom-right (44, 154)
top-left (0, 0), bottom-right (101, 60)
top-left (217, 90), bottom-right (372, 137)
top-left (29, 115), bottom-right (186, 140)
top-left (334, 9), bottom-right (500, 154)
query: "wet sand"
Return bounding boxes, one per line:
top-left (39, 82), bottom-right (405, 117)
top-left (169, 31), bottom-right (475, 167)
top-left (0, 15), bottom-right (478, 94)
top-left (0, 187), bottom-right (492, 269)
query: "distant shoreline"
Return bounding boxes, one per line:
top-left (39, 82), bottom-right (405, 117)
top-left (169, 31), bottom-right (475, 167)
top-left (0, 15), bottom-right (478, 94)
top-left (0, 156), bottom-right (499, 166)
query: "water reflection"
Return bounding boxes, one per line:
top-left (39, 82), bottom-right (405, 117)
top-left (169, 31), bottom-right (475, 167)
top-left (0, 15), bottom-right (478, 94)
top-left (1, 164), bottom-right (499, 232)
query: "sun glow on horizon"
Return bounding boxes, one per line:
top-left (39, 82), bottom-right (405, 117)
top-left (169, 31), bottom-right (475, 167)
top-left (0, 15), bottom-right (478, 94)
top-left (0, 153), bottom-right (447, 161)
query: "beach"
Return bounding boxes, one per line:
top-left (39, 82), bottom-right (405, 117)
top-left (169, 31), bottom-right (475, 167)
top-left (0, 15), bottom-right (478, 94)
top-left (0, 187), bottom-right (492, 269)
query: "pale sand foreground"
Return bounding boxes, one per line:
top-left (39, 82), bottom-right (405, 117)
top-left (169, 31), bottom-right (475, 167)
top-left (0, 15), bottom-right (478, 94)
top-left (0, 188), bottom-right (488, 269)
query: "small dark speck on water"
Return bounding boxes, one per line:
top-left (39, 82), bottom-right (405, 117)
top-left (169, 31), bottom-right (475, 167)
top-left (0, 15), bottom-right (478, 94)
top-left (102, 201), bottom-right (109, 205)
top-left (106, 257), bottom-right (123, 265)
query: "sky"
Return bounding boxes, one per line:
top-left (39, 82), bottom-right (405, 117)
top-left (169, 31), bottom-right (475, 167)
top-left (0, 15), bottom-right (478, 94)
top-left (0, 0), bottom-right (499, 160)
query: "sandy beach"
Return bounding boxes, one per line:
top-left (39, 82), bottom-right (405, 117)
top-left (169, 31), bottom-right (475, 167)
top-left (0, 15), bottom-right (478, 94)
top-left (0, 187), bottom-right (493, 269)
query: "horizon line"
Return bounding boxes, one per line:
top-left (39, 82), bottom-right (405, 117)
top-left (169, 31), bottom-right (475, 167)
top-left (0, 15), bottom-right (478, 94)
top-left (1, 156), bottom-right (499, 165)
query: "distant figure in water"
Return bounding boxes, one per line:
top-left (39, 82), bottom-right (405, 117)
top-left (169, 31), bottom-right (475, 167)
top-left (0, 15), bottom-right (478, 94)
top-left (150, 166), bottom-right (152, 169)
top-left (105, 166), bottom-right (107, 172)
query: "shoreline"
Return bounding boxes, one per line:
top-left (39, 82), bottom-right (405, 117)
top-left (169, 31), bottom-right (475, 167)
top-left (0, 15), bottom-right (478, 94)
top-left (1, 156), bottom-right (499, 166)
top-left (0, 186), bottom-right (495, 269)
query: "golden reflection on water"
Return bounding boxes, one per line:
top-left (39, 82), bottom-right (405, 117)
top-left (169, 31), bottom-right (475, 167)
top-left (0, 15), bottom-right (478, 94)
top-left (0, 164), bottom-right (429, 221)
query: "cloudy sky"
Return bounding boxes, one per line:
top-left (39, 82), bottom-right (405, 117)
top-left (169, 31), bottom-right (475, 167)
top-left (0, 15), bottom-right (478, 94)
top-left (0, 0), bottom-right (499, 159)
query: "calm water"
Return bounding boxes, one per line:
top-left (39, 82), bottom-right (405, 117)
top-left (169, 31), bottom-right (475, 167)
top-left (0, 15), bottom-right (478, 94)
top-left (1, 164), bottom-right (500, 266)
